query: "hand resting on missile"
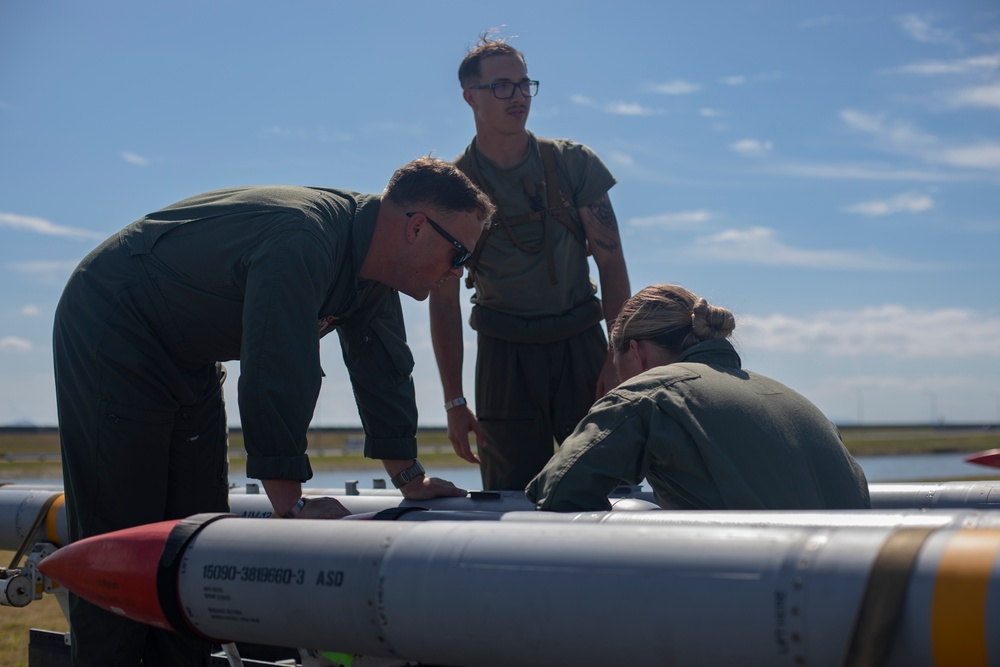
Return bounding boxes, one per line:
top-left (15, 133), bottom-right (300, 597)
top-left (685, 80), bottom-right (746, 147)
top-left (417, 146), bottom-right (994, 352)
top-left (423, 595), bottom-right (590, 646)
top-left (293, 496), bottom-right (352, 519)
top-left (399, 475), bottom-right (467, 500)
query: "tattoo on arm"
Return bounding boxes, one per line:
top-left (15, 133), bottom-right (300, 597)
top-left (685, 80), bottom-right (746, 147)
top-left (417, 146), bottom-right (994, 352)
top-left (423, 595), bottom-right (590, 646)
top-left (587, 194), bottom-right (620, 253)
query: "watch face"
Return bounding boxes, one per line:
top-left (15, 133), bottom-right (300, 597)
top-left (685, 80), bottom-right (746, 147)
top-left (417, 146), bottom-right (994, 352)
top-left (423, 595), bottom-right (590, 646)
top-left (393, 461), bottom-right (425, 487)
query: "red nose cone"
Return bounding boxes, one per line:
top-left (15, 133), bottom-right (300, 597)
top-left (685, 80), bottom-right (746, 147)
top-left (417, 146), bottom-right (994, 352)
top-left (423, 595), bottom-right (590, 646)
top-left (40, 520), bottom-right (180, 631)
top-left (965, 448), bottom-right (1000, 469)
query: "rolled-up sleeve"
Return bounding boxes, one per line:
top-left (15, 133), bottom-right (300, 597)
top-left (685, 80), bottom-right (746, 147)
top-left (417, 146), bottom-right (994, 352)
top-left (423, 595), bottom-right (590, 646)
top-left (526, 392), bottom-right (648, 511)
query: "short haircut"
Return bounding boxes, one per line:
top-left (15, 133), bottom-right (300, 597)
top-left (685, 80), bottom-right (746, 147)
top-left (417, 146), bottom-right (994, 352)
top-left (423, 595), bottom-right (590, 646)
top-left (458, 29), bottom-right (527, 88)
top-left (384, 157), bottom-right (494, 223)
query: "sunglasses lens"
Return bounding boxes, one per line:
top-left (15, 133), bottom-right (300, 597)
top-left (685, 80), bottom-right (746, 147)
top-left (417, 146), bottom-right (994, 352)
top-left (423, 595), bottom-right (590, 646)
top-left (453, 252), bottom-right (472, 268)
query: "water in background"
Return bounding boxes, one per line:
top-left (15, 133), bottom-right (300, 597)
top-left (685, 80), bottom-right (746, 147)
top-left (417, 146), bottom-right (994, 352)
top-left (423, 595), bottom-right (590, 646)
top-left (225, 451), bottom-right (997, 493)
top-left (6, 452), bottom-right (996, 492)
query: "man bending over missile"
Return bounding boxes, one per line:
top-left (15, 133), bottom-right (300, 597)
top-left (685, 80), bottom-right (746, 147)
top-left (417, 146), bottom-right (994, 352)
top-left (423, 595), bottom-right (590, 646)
top-left (52, 157), bottom-right (494, 666)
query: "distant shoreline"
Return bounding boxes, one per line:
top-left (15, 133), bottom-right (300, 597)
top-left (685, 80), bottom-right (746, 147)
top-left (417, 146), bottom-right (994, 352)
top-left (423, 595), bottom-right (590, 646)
top-left (3, 423), bottom-right (999, 433)
top-left (0, 425), bottom-right (997, 481)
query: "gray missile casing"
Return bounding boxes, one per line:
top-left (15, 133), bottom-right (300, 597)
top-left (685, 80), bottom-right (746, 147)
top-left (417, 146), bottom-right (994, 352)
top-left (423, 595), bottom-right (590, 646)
top-left (170, 517), bottom-right (999, 667)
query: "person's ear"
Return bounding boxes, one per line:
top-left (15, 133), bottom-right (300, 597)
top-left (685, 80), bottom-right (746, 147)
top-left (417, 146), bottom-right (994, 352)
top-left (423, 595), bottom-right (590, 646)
top-left (404, 212), bottom-right (422, 245)
top-left (628, 339), bottom-right (647, 370)
top-left (463, 88), bottom-right (478, 111)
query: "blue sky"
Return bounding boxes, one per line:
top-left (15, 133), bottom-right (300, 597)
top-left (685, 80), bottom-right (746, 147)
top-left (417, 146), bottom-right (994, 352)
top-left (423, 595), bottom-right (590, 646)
top-left (1, 1), bottom-right (998, 427)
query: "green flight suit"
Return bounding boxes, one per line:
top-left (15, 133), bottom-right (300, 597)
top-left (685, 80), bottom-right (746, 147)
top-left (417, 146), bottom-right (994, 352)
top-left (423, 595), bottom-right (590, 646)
top-left (527, 339), bottom-right (871, 512)
top-left (52, 186), bottom-right (416, 666)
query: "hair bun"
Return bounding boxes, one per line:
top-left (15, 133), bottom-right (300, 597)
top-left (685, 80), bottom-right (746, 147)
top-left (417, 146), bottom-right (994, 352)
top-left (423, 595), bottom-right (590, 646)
top-left (691, 298), bottom-right (735, 340)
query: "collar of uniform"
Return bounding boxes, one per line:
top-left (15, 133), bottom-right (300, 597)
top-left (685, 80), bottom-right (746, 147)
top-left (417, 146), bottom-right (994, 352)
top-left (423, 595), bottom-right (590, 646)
top-left (470, 130), bottom-right (539, 174)
top-left (676, 338), bottom-right (742, 369)
top-left (351, 193), bottom-right (381, 272)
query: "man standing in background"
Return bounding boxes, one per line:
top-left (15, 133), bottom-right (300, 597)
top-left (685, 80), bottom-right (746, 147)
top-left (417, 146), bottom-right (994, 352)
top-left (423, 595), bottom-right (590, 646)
top-left (430, 32), bottom-right (632, 490)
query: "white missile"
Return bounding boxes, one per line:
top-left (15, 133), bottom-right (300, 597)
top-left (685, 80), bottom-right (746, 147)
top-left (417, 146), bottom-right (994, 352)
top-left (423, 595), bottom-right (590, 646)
top-left (4, 480), bottom-right (1000, 551)
top-left (867, 480), bottom-right (1000, 509)
top-left (38, 512), bottom-right (1000, 667)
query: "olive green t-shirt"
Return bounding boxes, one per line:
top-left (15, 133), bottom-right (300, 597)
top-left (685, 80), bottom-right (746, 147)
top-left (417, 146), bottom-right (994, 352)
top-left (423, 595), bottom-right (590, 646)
top-left (460, 133), bottom-right (616, 318)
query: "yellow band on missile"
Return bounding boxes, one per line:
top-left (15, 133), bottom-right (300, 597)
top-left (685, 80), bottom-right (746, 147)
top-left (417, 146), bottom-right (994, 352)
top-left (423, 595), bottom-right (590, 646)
top-left (931, 529), bottom-right (1000, 667)
top-left (46, 493), bottom-right (65, 547)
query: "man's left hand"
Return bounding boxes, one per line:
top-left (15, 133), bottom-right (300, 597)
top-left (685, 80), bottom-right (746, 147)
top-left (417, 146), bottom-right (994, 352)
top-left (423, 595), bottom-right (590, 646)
top-left (295, 496), bottom-right (352, 519)
top-left (400, 475), bottom-right (468, 500)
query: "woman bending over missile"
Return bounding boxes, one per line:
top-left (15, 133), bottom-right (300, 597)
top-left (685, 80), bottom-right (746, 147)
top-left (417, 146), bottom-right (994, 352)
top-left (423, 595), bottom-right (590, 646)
top-left (527, 284), bottom-right (871, 512)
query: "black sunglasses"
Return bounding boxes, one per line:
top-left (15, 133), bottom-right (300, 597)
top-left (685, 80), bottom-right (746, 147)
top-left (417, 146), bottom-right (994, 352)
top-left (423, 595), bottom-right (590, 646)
top-left (407, 212), bottom-right (473, 268)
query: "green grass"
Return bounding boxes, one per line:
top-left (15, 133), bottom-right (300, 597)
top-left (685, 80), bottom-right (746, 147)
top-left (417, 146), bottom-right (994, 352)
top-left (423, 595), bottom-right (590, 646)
top-left (0, 550), bottom-right (68, 667)
top-left (2, 425), bottom-right (997, 482)
top-left (0, 428), bottom-right (469, 480)
top-left (835, 425), bottom-right (999, 456)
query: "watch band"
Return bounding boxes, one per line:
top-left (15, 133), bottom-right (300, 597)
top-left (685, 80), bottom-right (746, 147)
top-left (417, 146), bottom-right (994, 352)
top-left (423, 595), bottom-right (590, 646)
top-left (391, 460), bottom-right (425, 488)
top-left (281, 497), bottom-right (307, 519)
top-left (444, 396), bottom-right (467, 411)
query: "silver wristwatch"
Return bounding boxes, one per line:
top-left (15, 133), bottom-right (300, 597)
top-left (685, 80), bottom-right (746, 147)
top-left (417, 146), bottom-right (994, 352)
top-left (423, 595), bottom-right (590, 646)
top-left (390, 460), bottom-right (426, 488)
top-left (444, 396), bottom-right (467, 411)
top-left (281, 497), bottom-right (307, 519)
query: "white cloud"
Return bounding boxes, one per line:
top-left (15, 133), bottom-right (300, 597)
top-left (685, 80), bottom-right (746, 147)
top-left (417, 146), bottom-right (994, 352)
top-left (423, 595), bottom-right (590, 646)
top-left (840, 109), bottom-right (937, 150)
top-left (938, 143), bottom-right (1000, 170)
top-left (772, 162), bottom-right (971, 182)
top-left (7, 260), bottom-right (81, 284)
top-left (605, 102), bottom-right (658, 116)
top-left (721, 73), bottom-right (781, 87)
top-left (121, 152), bottom-right (148, 166)
top-left (0, 212), bottom-right (104, 240)
top-left (20, 305), bottom-right (40, 317)
top-left (729, 138), bottom-right (773, 157)
top-left (0, 337), bottom-right (33, 354)
top-left (690, 227), bottom-right (937, 270)
top-left (740, 305), bottom-right (1000, 358)
top-left (889, 53), bottom-right (1000, 75)
top-left (629, 210), bottom-right (713, 228)
top-left (840, 109), bottom-right (1000, 172)
top-left (949, 83), bottom-right (1000, 110)
top-left (647, 80), bottom-right (701, 95)
top-left (571, 94), bottom-right (660, 116)
top-left (7, 260), bottom-right (79, 273)
top-left (699, 108), bottom-right (723, 118)
top-left (896, 13), bottom-right (956, 46)
top-left (607, 151), bottom-right (636, 168)
top-left (842, 192), bottom-right (934, 216)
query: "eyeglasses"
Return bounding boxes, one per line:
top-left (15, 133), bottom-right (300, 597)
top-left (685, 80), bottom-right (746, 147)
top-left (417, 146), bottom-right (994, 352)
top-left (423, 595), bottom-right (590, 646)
top-left (407, 212), bottom-right (473, 268)
top-left (466, 80), bottom-right (540, 99)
